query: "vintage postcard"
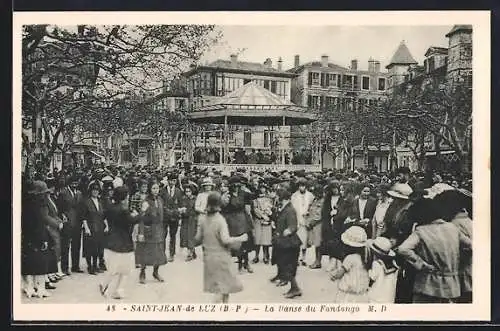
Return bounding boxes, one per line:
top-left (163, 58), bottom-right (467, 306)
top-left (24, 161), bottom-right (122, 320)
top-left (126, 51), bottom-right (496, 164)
top-left (12, 10), bottom-right (490, 321)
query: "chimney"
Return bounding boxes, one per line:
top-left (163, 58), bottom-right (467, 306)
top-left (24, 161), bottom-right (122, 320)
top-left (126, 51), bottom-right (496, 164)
top-left (375, 61), bottom-right (381, 72)
top-left (321, 55), bottom-right (329, 68)
top-left (230, 54), bottom-right (238, 66)
top-left (264, 58), bottom-right (272, 69)
top-left (277, 57), bottom-right (283, 71)
top-left (294, 55), bottom-right (300, 67)
top-left (351, 59), bottom-right (358, 71)
top-left (368, 57), bottom-right (376, 72)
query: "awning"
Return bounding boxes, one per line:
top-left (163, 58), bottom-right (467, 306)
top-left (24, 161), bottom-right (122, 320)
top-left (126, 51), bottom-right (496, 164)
top-left (89, 150), bottom-right (105, 159)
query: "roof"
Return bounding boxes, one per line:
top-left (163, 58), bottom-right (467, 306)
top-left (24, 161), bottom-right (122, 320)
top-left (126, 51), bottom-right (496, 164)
top-left (184, 59), bottom-right (296, 78)
top-left (287, 61), bottom-right (348, 73)
top-left (386, 41), bottom-right (418, 68)
top-left (445, 25), bottom-right (473, 37)
top-left (208, 80), bottom-right (295, 106)
top-left (187, 81), bottom-right (317, 126)
top-left (425, 46), bottom-right (449, 57)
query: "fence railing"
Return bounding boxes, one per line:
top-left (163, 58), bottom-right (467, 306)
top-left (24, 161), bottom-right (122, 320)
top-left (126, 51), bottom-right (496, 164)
top-left (192, 163), bottom-right (322, 172)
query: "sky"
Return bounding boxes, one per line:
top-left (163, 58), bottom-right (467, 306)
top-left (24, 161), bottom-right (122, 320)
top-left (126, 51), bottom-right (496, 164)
top-left (200, 25), bottom-right (453, 71)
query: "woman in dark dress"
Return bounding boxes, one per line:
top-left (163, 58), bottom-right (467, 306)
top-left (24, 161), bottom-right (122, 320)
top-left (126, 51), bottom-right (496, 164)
top-left (135, 181), bottom-right (167, 284)
top-left (22, 181), bottom-right (52, 298)
top-left (80, 182), bottom-right (109, 275)
top-left (45, 178), bottom-right (64, 287)
top-left (100, 185), bottom-right (140, 299)
top-left (320, 182), bottom-right (341, 269)
top-left (179, 184), bottom-right (198, 261)
top-left (327, 182), bottom-right (356, 271)
top-left (221, 176), bottom-right (254, 273)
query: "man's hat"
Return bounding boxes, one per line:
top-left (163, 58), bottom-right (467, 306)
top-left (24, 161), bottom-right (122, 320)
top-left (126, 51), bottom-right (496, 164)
top-left (28, 181), bottom-right (50, 195)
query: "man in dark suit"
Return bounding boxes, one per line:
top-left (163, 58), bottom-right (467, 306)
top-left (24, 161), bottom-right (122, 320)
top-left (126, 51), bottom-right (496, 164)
top-left (270, 187), bottom-right (302, 299)
top-left (349, 184), bottom-right (377, 239)
top-left (160, 173), bottom-right (184, 262)
top-left (57, 175), bottom-right (84, 274)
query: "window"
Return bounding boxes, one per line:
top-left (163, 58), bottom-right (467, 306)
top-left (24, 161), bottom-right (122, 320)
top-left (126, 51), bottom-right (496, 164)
top-left (428, 56), bottom-right (435, 72)
top-left (308, 72), bottom-right (320, 86)
top-left (216, 76), bottom-right (224, 96)
top-left (362, 76), bottom-right (370, 90)
top-left (328, 74), bottom-right (338, 87)
top-left (325, 96), bottom-right (335, 109)
top-left (353, 76), bottom-right (359, 90)
top-left (320, 73), bottom-right (328, 87)
top-left (307, 95), bottom-right (320, 109)
top-left (243, 130), bottom-right (252, 147)
top-left (264, 130), bottom-right (275, 148)
top-left (368, 155), bottom-right (375, 167)
top-left (263, 80), bottom-right (270, 90)
top-left (342, 74), bottom-right (354, 89)
top-left (378, 78), bottom-right (386, 91)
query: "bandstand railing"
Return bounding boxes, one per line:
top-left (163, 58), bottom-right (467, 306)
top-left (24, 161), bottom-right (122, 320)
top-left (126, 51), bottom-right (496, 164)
top-left (192, 163), bottom-right (322, 172)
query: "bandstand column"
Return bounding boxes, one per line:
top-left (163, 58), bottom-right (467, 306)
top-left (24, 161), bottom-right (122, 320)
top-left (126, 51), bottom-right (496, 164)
top-left (224, 115), bottom-right (229, 166)
top-left (219, 129), bottom-right (223, 164)
top-left (282, 116), bottom-right (286, 165)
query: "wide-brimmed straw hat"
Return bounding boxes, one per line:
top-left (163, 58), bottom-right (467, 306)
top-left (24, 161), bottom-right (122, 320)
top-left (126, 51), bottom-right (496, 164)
top-left (367, 237), bottom-right (395, 257)
top-left (341, 226), bottom-right (367, 248)
top-left (387, 183), bottom-right (413, 200)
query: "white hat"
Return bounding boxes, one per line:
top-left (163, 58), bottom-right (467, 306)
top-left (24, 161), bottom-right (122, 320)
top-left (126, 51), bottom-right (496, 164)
top-left (367, 237), bottom-right (395, 257)
top-left (201, 177), bottom-right (214, 187)
top-left (112, 177), bottom-right (124, 188)
top-left (424, 183), bottom-right (456, 199)
top-left (387, 183), bottom-right (413, 200)
top-left (341, 226), bottom-right (367, 248)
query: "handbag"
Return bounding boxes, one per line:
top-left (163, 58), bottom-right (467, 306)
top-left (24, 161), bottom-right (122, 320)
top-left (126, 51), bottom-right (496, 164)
top-left (137, 222), bottom-right (146, 242)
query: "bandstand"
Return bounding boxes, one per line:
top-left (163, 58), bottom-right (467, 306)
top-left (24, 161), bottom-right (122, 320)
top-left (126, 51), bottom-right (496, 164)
top-left (181, 81), bottom-right (320, 172)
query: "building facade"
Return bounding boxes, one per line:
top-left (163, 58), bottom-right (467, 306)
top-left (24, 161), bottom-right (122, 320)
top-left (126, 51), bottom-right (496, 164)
top-left (288, 54), bottom-right (390, 171)
top-left (182, 55), bottom-right (297, 153)
top-left (387, 25), bottom-right (473, 172)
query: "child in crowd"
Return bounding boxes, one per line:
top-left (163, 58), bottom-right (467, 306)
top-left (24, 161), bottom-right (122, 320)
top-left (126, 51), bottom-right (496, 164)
top-left (367, 236), bottom-right (399, 303)
top-left (329, 226), bottom-right (370, 303)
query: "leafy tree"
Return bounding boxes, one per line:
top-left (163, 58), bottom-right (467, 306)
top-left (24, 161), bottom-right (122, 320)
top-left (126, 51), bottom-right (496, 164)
top-left (22, 24), bottom-right (220, 173)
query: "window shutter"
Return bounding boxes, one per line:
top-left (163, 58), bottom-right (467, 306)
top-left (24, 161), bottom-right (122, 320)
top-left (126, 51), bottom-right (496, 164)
top-left (308, 72), bottom-right (313, 86)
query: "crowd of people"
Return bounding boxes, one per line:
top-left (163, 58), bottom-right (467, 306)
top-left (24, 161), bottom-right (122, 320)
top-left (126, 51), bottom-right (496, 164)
top-left (21, 162), bottom-right (472, 303)
top-left (192, 147), bottom-right (317, 165)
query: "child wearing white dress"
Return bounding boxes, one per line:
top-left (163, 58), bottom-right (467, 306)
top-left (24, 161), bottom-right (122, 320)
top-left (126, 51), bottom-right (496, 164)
top-left (329, 226), bottom-right (370, 303)
top-left (367, 236), bottom-right (399, 303)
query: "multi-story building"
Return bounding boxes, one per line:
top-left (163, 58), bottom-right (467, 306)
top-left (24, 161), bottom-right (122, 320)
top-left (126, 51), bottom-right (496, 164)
top-left (387, 25), bottom-right (473, 172)
top-left (288, 54), bottom-right (390, 170)
top-left (182, 54), bottom-right (297, 152)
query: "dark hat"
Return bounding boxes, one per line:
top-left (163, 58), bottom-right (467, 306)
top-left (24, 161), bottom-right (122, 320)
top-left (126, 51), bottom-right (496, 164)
top-left (113, 185), bottom-right (129, 202)
top-left (297, 177), bottom-right (308, 186)
top-left (88, 181), bottom-right (102, 192)
top-left (276, 187), bottom-right (291, 200)
top-left (228, 175), bottom-right (241, 185)
top-left (206, 191), bottom-right (222, 213)
top-left (167, 173), bottom-right (177, 181)
top-left (28, 181), bottom-right (50, 195)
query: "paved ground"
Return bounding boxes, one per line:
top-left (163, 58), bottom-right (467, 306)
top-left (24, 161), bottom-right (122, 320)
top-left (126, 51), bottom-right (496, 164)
top-left (21, 247), bottom-right (339, 304)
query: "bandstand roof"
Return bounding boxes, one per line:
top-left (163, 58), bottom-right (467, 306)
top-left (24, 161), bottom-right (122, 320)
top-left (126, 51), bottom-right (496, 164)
top-left (187, 81), bottom-right (318, 126)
